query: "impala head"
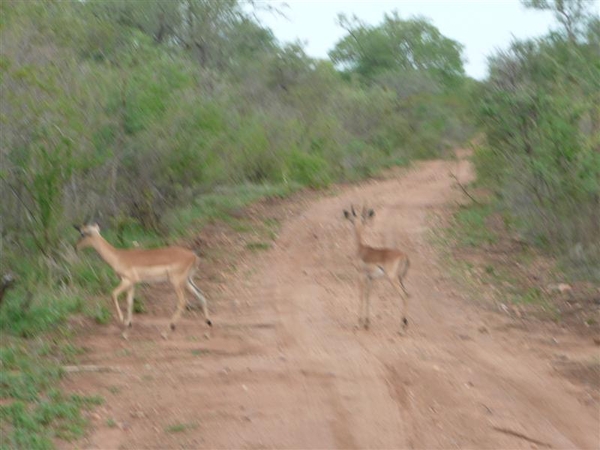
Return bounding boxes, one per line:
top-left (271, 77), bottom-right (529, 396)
top-left (73, 223), bottom-right (101, 251)
top-left (343, 204), bottom-right (375, 229)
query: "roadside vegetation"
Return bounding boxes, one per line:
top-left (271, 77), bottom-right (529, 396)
top-left (444, 0), bottom-right (599, 331)
top-left (444, 200), bottom-right (599, 330)
top-left (475, 0), bottom-right (599, 281)
top-left (0, 1), bottom-right (474, 446)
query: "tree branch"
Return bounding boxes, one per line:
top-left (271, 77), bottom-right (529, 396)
top-left (450, 172), bottom-right (481, 205)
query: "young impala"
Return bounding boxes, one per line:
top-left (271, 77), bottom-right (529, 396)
top-left (74, 223), bottom-right (211, 338)
top-left (343, 205), bottom-right (411, 332)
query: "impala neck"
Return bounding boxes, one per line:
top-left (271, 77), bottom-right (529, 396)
top-left (353, 222), bottom-right (368, 255)
top-left (88, 235), bottom-right (122, 271)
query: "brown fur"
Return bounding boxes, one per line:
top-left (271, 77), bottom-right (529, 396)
top-left (74, 223), bottom-right (211, 338)
top-left (343, 206), bottom-right (410, 331)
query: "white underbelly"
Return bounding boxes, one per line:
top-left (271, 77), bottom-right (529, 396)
top-left (130, 266), bottom-right (173, 283)
top-left (361, 263), bottom-right (386, 279)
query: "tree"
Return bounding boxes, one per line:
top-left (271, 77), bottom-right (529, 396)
top-left (329, 11), bottom-right (465, 84)
top-left (83, 0), bottom-right (276, 69)
top-left (522, 0), bottom-right (594, 41)
top-left (85, 0), bottom-right (182, 44)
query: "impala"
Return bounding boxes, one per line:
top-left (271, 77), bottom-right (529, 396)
top-left (343, 205), bottom-right (410, 332)
top-left (74, 223), bottom-right (211, 338)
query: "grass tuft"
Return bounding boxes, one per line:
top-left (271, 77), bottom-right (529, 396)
top-left (245, 242), bottom-right (271, 251)
top-left (449, 203), bottom-right (497, 247)
top-left (0, 339), bottom-right (103, 449)
top-left (165, 422), bottom-right (198, 433)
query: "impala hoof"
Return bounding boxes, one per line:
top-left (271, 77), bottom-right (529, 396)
top-left (170, 323), bottom-right (176, 331)
top-left (206, 319), bottom-right (212, 327)
top-left (402, 317), bottom-right (408, 327)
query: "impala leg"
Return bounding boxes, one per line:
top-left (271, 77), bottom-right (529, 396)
top-left (124, 286), bottom-right (135, 328)
top-left (363, 276), bottom-right (373, 330)
top-left (166, 284), bottom-right (187, 336)
top-left (399, 276), bottom-right (410, 298)
top-left (358, 276), bottom-right (365, 327)
top-left (358, 275), bottom-right (370, 327)
top-left (400, 277), bottom-right (410, 329)
top-left (186, 279), bottom-right (212, 326)
top-left (111, 279), bottom-right (132, 324)
top-left (388, 276), bottom-right (409, 331)
top-left (400, 289), bottom-right (409, 330)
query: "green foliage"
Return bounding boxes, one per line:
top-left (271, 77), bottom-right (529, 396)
top-left (163, 182), bottom-right (297, 239)
top-left (287, 150), bottom-right (332, 188)
top-left (329, 14), bottom-right (473, 159)
top-left (522, 0), bottom-right (592, 41)
top-left (106, 417), bottom-right (117, 428)
top-left (0, 340), bottom-right (103, 449)
top-left (165, 422), bottom-right (198, 433)
top-left (330, 11), bottom-right (465, 83)
top-left (246, 242), bottom-right (271, 251)
top-left (90, 303), bottom-right (112, 325)
top-left (478, 2), bottom-right (600, 279)
top-left (1, 1), bottom-right (471, 263)
top-left (0, 290), bottom-right (81, 338)
top-left (449, 204), bottom-right (498, 247)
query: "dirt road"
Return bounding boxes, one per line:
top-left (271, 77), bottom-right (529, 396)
top-left (64, 156), bottom-right (599, 449)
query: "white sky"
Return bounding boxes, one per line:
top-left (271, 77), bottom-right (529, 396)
top-left (255, 0), bottom-right (561, 79)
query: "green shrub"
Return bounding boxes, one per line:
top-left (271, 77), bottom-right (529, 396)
top-left (287, 150), bottom-right (332, 188)
top-left (449, 204), bottom-right (498, 247)
top-left (479, 20), bottom-right (600, 279)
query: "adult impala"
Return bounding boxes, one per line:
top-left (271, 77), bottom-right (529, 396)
top-left (343, 205), bottom-right (410, 332)
top-left (74, 223), bottom-right (211, 338)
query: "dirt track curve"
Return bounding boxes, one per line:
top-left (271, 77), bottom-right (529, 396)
top-left (64, 155), bottom-right (599, 449)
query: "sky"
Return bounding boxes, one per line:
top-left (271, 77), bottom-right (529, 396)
top-left (255, 1), bottom-right (560, 79)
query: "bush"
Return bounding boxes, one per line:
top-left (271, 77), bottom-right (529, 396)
top-left (477, 6), bottom-right (600, 280)
top-left (287, 150), bottom-right (332, 188)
